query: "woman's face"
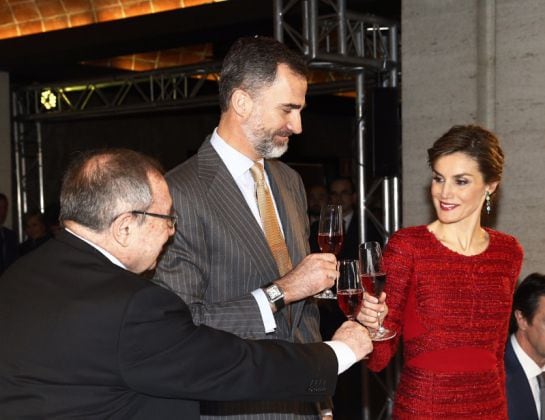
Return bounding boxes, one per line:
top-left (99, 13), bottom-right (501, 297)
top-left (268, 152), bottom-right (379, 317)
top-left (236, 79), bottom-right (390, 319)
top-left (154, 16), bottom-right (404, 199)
top-left (430, 152), bottom-right (497, 225)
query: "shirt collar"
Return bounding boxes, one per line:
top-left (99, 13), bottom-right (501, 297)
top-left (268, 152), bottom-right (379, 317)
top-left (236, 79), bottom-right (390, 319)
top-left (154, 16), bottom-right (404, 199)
top-left (65, 227), bottom-right (127, 270)
top-left (511, 334), bottom-right (545, 379)
top-left (210, 129), bottom-right (263, 180)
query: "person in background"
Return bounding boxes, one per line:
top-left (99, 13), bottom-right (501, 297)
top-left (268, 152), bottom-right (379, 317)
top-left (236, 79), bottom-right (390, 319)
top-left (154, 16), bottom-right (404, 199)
top-left (0, 149), bottom-right (374, 419)
top-left (505, 273), bottom-right (545, 420)
top-left (366, 124), bottom-right (524, 418)
top-left (19, 211), bottom-right (52, 255)
top-left (306, 183), bottom-right (328, 225)
top-left (0, 192), bottom-right (18, 275)
top-left (154, 36), bottom-right (385, 420)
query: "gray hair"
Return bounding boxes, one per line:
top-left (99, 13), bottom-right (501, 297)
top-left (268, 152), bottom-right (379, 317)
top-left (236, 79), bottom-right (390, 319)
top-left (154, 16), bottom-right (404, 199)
top-left (59, 149), bottom-right (163, 232)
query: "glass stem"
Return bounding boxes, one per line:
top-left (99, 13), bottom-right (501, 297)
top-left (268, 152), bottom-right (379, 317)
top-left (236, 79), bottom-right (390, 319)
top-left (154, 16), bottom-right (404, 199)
top-left (377, 312), bottom-right (384, 333)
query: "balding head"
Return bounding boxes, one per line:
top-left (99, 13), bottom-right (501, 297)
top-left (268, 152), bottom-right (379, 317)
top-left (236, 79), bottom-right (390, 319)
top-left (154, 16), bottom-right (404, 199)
top-left (59, 149), bottom-right (163, 232)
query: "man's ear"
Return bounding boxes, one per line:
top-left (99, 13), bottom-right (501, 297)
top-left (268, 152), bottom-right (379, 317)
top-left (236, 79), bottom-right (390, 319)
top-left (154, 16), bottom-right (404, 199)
top-left (231, 88), bottom-right (253, 119)
top-left (515, 309), bottom-right (529, 331)
top-left (110, 213), bottom-right (133, 247)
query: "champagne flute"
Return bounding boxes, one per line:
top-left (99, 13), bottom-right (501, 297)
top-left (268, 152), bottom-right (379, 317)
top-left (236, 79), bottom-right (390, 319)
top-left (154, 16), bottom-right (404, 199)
top-left (359, 241), bottom-right (396, 341)
top-left (315, 204), bottom-right (344, 299)
top-left (336, 259), bottom-right (363, 321)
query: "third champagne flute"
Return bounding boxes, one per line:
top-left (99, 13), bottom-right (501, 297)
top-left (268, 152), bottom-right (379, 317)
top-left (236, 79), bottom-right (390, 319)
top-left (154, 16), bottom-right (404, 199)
top-left (315, 204), bottom-right (344, 299)
top-left (336, 259), bottom-right (363, 321)
top-left (359, 241), bottom-right (396, 341)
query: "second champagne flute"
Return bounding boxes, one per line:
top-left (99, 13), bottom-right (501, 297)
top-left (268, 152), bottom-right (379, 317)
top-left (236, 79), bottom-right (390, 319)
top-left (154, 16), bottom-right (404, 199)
top-left (359, 241), bottom-right (396, 341)
top-left (315, 204), bottom-right (344, 299)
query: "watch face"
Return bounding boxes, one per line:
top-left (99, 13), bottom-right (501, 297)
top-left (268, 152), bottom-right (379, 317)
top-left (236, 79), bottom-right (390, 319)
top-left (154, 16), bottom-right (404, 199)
top-left (266, 285), bottom-right (283, 301)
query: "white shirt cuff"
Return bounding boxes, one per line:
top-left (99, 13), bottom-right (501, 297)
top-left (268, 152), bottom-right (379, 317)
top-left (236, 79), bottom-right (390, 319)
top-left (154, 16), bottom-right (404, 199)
top-left (251, 288), bottom-right (277, 333)
top-left (325, 340), bottom-right (357, 374)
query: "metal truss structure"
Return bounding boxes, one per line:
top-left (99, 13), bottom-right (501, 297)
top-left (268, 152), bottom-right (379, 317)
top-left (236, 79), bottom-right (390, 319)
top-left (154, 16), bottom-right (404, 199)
top-left (11, 4), bottom-right (400, 418)
top-left (13, 62), bottom-right (223, 123)
top-left (274, 0), bottom-right (398, 82)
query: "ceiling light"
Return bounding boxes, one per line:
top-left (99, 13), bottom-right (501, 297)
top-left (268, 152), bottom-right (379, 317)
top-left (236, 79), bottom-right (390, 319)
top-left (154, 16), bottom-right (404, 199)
top-left (40, 89), bottom-right (57, 110)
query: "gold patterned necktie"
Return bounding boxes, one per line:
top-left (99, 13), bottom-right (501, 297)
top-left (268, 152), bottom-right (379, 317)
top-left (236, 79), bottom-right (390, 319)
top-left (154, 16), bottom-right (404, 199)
top-left (249, 162), bottom-right (292, 276)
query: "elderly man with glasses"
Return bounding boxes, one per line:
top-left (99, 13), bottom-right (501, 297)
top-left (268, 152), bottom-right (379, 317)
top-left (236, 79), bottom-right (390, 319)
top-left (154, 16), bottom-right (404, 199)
top-left (0, 148), bottom-right (373, 420)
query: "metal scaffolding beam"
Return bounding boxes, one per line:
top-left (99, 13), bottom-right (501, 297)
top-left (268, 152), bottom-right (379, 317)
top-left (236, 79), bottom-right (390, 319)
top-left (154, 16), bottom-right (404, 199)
top-left (13, 62), bottom-right (223, 122)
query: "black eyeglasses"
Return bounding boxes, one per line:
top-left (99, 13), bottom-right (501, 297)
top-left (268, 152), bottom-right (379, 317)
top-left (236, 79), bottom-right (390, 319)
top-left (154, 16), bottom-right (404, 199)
top-left (131, 210), bottom-right (178, 229)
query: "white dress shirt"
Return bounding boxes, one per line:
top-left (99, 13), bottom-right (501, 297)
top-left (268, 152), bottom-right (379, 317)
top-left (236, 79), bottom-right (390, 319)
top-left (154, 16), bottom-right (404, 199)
top-left (511, 334), bottom-right (545, 418)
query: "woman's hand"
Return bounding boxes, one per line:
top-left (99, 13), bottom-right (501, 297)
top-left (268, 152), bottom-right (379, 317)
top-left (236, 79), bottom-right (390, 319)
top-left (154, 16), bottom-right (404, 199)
top-left (356, 291), bottom-right (388, 330)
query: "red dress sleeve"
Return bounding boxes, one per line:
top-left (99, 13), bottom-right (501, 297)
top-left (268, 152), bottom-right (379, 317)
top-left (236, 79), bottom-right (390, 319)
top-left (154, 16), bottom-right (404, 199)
top-left (366, 229), bottom-right (414, 372)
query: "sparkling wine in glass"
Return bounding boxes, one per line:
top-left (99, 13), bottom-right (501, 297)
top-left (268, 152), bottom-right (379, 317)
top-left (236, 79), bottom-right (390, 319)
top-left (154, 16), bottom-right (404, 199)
top-left (359, 241), bottom-right (396, 341)
top-left (336, 260), bottom-right (363, 321)
top-left (317, 232), bottom-right (344, 255)
top-left (315, 204), bottom-right (344, 299)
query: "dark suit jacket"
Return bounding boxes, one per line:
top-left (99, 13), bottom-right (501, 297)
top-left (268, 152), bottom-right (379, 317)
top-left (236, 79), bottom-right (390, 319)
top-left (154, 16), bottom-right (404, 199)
top-left (0, 226), bottom-right (18, 275)
top-left (154, 138), bottom-right (323, 418)
top-left (0, 231), bottom-right (338, 419)
top-left (505, 337), bottom-right (539, 420)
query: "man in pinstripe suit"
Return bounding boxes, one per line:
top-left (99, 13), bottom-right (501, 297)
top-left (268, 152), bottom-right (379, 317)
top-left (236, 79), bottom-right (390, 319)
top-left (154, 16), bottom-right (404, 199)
top-left (155, 37), bottom-right (384, 420)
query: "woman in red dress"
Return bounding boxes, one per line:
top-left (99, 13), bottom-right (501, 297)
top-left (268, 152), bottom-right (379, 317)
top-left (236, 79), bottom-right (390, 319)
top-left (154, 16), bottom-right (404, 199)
top-left (367, 125), bottom-right (524, 419)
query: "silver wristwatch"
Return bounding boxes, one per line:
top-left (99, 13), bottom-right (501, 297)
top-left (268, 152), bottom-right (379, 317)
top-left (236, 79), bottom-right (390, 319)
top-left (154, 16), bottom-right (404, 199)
top-left (262, 282), bottom-right (285, 311)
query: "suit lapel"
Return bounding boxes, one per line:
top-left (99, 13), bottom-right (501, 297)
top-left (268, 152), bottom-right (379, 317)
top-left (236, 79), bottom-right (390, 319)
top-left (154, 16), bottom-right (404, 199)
top-left (265, 160), bottom-right (308, 333)
top-left (197, 140), bottom-right (279, 280)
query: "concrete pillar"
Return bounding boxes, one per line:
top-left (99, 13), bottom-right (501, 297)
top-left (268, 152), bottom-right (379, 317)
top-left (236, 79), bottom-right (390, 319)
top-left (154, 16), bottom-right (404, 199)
top-left (402, 0), bottom-right (545, 277)
top-left (495, 0), bottom-right (545, 276)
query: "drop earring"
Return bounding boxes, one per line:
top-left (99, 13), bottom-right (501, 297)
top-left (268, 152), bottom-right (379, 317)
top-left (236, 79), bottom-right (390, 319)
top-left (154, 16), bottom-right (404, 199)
top-left (485, 191), bottom-right (491, 215)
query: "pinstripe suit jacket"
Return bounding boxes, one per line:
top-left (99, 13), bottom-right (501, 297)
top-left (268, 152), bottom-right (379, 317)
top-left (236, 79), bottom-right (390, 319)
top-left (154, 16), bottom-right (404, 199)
top-left (155, 138), bottom-right (324, 419)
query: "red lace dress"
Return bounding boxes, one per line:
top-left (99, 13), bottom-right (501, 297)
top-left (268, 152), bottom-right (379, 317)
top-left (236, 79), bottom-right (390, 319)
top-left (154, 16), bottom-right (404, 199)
top-left (367, 226), bottom-right (523, 419)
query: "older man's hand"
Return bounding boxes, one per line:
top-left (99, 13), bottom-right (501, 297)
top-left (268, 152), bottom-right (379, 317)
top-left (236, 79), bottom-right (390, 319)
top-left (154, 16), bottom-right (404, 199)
top-left (331, 320), bottom-right (373, 361)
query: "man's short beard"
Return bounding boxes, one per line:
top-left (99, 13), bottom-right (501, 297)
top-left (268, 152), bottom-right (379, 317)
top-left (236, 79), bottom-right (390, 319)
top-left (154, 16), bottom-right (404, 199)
top-left (255, 138), bottom-right (289, 159)
top-left (244, 122), bottom-right (290, 159)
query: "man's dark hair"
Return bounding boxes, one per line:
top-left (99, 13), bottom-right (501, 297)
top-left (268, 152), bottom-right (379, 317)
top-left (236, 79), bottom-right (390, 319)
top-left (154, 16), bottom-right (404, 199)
top-left (59, 149), bottom-right (163, 232)
top-left (510, 273), bottom-right (545, 333)
top-left (218, 36), bottom-right (308, 112)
